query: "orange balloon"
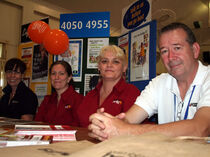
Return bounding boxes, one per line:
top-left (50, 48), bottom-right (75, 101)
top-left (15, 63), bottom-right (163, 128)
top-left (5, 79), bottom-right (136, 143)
top-left (27, 21), bottom-right (50, 44)
top-left (43, 29), bottom-right (69, 55)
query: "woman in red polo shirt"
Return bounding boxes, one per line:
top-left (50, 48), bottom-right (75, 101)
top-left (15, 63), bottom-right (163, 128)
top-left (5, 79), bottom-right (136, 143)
top-left (35, 61), bottom-right (83, 126)
top-left (77, 45), bottom-right (140, 127)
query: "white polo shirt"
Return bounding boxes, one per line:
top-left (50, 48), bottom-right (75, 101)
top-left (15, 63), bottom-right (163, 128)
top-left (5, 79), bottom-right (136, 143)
top-left (135, 61), bottom-right (210, 124)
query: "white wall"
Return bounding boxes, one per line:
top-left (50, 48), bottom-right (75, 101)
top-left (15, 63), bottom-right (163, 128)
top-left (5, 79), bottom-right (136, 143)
top-left (0, 1), bottom-right (21, 59)
top-left (1, 0), bottom-right (70, 60)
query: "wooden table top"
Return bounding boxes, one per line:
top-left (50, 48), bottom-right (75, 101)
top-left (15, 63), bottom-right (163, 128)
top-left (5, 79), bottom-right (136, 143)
top-left (71, 126), bottom-right (100, 143)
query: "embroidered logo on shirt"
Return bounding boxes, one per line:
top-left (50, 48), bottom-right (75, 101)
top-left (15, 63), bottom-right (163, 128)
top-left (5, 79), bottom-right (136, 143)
top-left (189, 103), bottom-right (197, 107)
top-left (112, 100), bottom-right (122, 105)
top-left (65, 104), bottom-right (72, 109)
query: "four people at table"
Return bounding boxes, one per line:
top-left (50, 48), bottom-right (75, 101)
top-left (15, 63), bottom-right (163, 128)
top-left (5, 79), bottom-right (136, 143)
top-left (0, 58), bottom-right (38, 121)
top-left (1, 22), bottom-right (209, 139)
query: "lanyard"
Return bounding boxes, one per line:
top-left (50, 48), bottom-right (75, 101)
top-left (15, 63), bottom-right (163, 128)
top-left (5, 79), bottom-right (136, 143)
top-left (174, 85), bottom-right (196, 121)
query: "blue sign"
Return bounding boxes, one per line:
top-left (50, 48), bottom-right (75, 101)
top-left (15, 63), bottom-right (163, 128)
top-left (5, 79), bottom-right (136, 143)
top-left (123, 0), bottom-right (150, 29)
top-left (60, 12), bottom-right (110, 38)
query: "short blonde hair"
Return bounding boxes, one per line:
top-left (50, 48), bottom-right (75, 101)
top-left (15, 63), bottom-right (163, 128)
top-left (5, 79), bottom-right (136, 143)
top-left (98, 45), bottom-right (127, 66)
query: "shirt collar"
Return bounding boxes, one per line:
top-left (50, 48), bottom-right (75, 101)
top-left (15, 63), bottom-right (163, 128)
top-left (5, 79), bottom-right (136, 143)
top-left (95, 77), bottom-right (126, 94)
top-left (61, 86), bottom-right (74, 97)
top-left (167, 61), bottom-right (209, 95)
top-left (52, 86), bottom-right (73, 98)
top-left (3, 81), bottom-right (25, 95)
top-left (192, 61), bottom-right (209, 85)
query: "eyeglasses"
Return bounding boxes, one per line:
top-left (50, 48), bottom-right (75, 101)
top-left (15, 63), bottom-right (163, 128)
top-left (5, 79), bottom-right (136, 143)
top-left (6, 70), bottom-right (22, 75)
top-left (177, 101), bottom-right (184, 121)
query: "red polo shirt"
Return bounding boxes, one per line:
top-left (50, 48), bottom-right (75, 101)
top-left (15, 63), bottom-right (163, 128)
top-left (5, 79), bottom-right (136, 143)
top-left (77, 78), bottom-right (140, 127)
top-left (35, 86), bottom-right (83, 126)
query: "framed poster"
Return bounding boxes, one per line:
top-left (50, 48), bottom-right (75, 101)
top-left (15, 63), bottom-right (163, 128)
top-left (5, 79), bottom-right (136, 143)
top-left (54, 39), bottom-right (83, 82)
top-left (20, 43), bottom-right (33, 78)
top-left (118, 33), bottom-right (129, 81)
top-left (84, 73), bottom-right (100, 95)
top-left (87, 38), bottom-right (109, 69)
top-left (128, 20), bottom-right (157, 91)
top-left (31, 44), bottom-right (49, 82)
top-left (130, 24), bottom-right (150, 81)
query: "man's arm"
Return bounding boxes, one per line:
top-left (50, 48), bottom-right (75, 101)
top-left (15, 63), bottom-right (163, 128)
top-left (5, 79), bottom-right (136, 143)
top-left (124, 106), bottom-right (210, 137)
top-left (89, 107), bottom-right (210, 141)
top-left (125, 104), bottom-right (149, 124)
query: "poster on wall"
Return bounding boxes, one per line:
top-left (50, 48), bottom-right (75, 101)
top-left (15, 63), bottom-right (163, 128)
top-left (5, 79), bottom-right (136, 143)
top-left (130, 24), bottom-right (150, 81)
top-left (54, 39), bottom-right (83, 82)
top-left (32, 44), bottom-right (49, 82)
top-left (118, 34), bottom-right (129, 58)
top-left (118, 34), bottom-right (129, 81)
top-left (84, 74), bottom-right (100, 95)
top-left (21, 46), bottom-right (33, 77)
top-left (35, 84), bottom-right (48, 106)
top-left (87, 38), bottom-right (109, 69)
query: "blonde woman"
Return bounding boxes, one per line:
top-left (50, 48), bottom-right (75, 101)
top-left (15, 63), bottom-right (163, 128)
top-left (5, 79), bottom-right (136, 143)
top-left (77, 45), bottom-right (140, 127)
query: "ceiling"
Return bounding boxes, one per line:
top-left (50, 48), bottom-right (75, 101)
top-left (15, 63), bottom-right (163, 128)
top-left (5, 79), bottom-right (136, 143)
top-left (37, 0), bottom-right (210, 45)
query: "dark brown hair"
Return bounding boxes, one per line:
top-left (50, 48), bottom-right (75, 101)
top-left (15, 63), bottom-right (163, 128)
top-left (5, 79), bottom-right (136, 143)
top-left (5, 58), bottom-right (26, 74)
top-left (160, 22), bottom-right (196, 46)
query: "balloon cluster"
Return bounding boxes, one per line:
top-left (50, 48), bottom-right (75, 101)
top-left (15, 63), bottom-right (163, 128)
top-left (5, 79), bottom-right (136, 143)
top-left (27, 20), bottom-right (69, 55)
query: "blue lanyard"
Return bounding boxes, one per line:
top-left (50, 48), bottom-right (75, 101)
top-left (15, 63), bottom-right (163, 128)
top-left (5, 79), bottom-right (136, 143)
top-left (174, 85), bottom-right (196, 121)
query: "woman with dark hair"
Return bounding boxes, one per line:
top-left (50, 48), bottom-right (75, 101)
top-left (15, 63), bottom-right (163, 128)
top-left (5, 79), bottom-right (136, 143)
top-left (0, 58), bottom-right (38, 120)
top-left (35, 60), bottom-right (83, 126)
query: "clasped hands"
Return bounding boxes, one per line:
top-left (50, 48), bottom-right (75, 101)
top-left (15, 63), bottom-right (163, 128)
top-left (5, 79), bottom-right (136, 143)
top-left (88, 108), bottom-right (129, 141)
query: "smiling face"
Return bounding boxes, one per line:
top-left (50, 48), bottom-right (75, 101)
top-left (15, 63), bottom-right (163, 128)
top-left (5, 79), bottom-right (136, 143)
top-left (98, 50), bottom-right (127, 82)
top-left (159, 28), bottom-right (199, 80)
top-left (50, 64), bottom-right (71, 93)
top-left (6, 66), bottom-right (23, 89)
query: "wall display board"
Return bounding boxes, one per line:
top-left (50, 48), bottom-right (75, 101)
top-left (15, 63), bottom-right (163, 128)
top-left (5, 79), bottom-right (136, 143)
top-left (57, 11), bottom-right (116, 95)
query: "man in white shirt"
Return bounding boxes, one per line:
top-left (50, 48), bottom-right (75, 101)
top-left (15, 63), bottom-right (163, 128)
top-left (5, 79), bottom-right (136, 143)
top-left (88, 22), bottom-right (210, 141)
